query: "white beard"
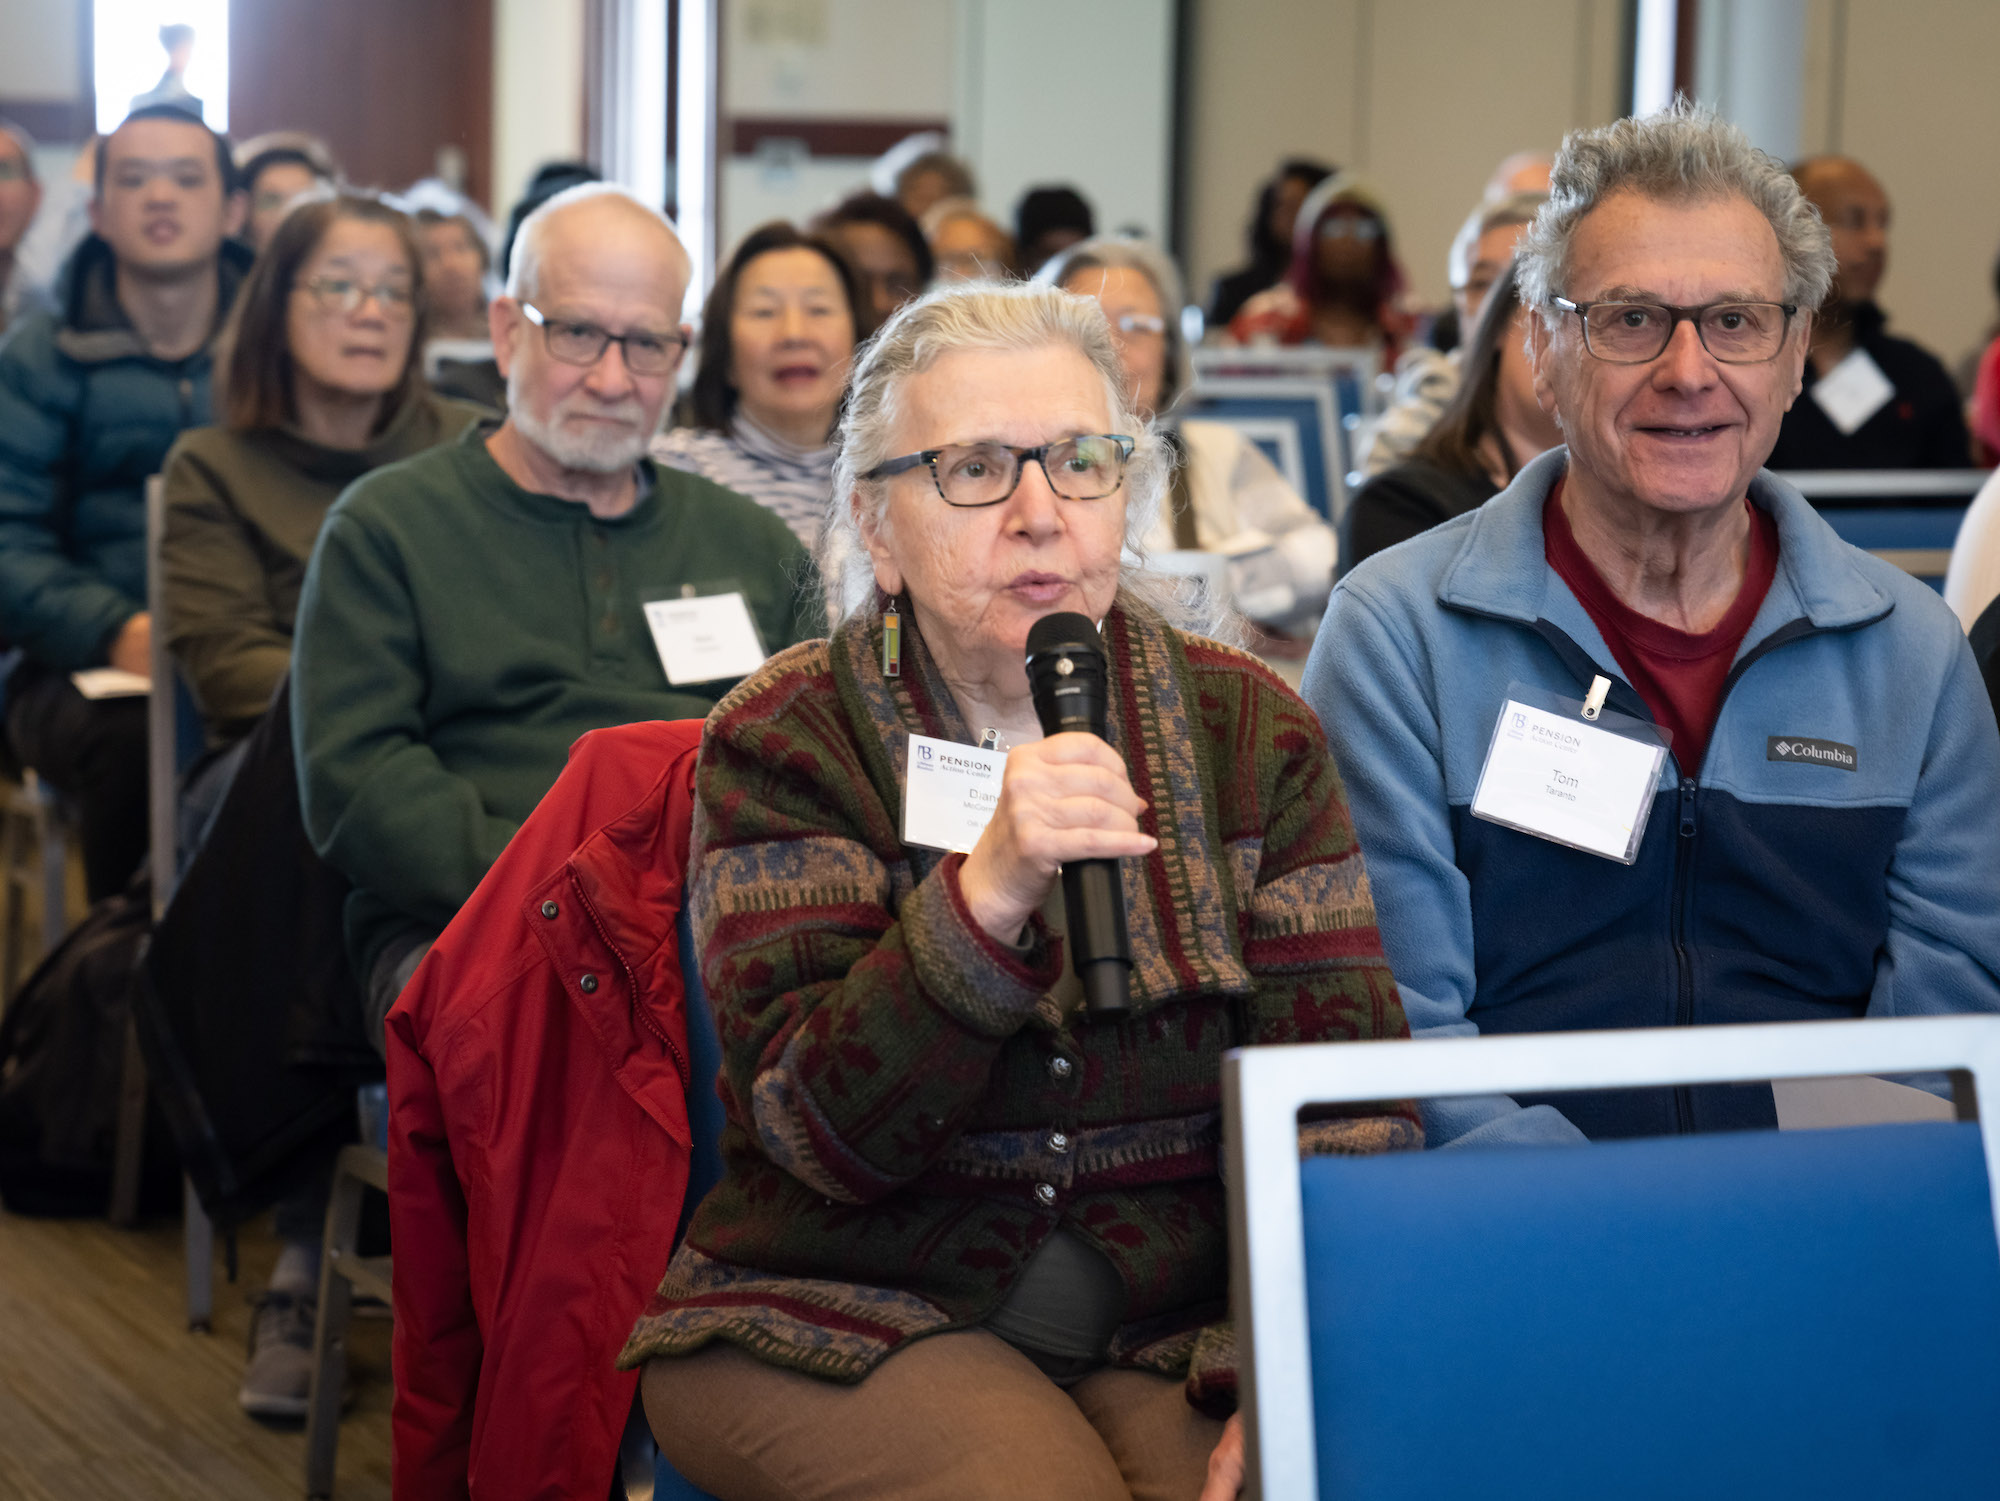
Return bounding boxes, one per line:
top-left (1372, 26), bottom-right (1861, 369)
top-left (507, 373), bottom-right (655, 474)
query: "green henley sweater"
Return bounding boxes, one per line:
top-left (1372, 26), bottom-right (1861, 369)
top-left (292, 422), bottom-right (821, 977)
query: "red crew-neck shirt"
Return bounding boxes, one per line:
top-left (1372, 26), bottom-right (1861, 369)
top-left (1543, 477), bottom-right (1779, 774)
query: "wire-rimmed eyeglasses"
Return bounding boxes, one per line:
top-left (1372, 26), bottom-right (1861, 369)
top-left (296, 275), bottom-right (415, 318)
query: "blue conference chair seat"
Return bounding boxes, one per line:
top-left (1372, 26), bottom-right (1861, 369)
top-left (1301, 1120), bottom-right (2000, 1499)
top-left (1225, 1016), bottom-right (2000, 1501)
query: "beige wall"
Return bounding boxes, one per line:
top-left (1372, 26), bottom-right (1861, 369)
top-left (1184, 0), bottom-right (1625, 315)
top-left (0, 0), bottom-right (84, 101)
top-left (725, 0), bottom-right (952, 117)
top-left (492, 0), bottom-right (585, 212)
top-left (1800, 0), bottom-right (2000, 369)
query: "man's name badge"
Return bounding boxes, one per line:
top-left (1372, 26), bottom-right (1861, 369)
top-left (1469, 682), bottom-right (1668, 864)
top-left (903, 733), bottom-right (1007, 854)
top-left (643, 592), bottom-right (766, 685)
top-left (1810, 346), bottom-right (1896, 435)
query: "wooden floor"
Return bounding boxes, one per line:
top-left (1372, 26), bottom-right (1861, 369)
top-left (0, 1207), bottom-right (392, 1499)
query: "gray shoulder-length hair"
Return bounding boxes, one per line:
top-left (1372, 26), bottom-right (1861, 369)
top-left (820, 279), bottom-right (1233, 638)
top-left (1034, 236), bottom-right (1194, 415)
top-left (1517, 99), bottom-right (1836, 324)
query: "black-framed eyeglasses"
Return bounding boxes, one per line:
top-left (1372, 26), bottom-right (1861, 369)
top-left (1552, 295), bottom-right (1799, 364)
top-left (296, 275), bottom-right (415, 318)
top-left (520, 301), bottom-right (687, 376)
top-left (864, 435), bottom-right (1136, 508)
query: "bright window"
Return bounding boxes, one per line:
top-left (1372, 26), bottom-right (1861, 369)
top-left (94, 0), bottom-right (230, 135)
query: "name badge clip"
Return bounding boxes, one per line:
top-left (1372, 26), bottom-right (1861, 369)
top-left (1469, 679), bottom-right (1671, 865)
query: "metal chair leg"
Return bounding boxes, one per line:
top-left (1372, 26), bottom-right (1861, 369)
top-left (306, 1146), bottom-right (386, 1499)
top-left (30, 773), bottom-right (69, 956)
top-left (106, 1013), bottom-right (148, 1226)
top-left (185, 1176), bottom-right (214, 1331)
top-left (0, 782), bottom-right (28, 1005)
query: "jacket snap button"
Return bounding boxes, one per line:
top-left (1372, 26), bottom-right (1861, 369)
top-left (579, 973), bottom-right (598, 993)
top-left (541, 900), bottom-right (559, 919)
top-left (1034, 1182), bottom-right (1058, 1206)
top-left (1048, 1056), bottom-right (1073, 1081)
top-left (1048, 1131), bottom-right (1070, 1153)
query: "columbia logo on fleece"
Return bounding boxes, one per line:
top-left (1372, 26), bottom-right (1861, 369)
top-left (1768, 736), bottom-right (1858, 771)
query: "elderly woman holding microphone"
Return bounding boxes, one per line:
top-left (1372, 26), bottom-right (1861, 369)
top-left (624, 281), bottom-right (1416, 1501)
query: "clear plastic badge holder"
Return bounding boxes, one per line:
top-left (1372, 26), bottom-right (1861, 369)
top-left (1468, 678), bottom-right (1672, 865)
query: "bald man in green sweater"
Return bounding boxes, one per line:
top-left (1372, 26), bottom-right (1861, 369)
top-left (292, 185), bottom-right (821, 1043)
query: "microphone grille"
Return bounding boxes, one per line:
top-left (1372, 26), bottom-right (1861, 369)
top-left (1025, 612), bottom-right (1102, 663)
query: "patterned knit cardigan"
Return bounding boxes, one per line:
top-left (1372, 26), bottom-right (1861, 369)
top-left (618, 597), bottom-right (1420, 1408)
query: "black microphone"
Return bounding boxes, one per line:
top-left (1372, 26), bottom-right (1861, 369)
top-left (1024, 612), bottom-right (1133, 1017)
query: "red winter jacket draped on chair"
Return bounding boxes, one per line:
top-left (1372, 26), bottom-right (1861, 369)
top-left (386, 719), bottom-right (704, 1500)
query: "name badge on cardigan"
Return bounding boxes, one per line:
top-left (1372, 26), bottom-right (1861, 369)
top-left (643, 592), bottom-right (766, 684)
top-left (1470, 678), bottom-right (1669, 864)
top-left (903, 734), bottom-right (1007, 853)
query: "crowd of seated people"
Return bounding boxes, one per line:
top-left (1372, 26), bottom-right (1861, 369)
top-left (2, 87), bottom-right (2000, 1501)
top-left (1345, 256), bottom-right (1561, 569)
top-left (1041, 236), bottom-right (1336, 640)
top-left (1361, 187), bottom-right (1546, 477)
top-left (1226, 175), bottom-right (1411, 361)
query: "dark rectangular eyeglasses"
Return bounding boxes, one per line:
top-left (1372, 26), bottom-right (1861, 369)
top-left (1553, 296), bottom-right (1799, 364)
top-left (520, 302), bottom-right (686, 376)
top-left (863, 435), bottom-right (1135, 508)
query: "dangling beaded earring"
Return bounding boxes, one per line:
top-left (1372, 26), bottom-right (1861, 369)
top-left (881, 596), bottom-right (902, 678)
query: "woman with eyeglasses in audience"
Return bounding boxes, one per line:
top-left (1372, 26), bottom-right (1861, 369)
top-left (1227, 176), bottom-right (1410, 360)
top-left (623, 280), bottom-right (1417, 1501)
top-left (652, 222), bottom-right (860, 548)
top-left (1045, 237), bottom-right (1336, 642)
top-left (159, 190), bottom-right (483, 1422)
top-left (162, 193), bottom-right (485, 755)
top-left (1342, 257), bottom-right (1560, 570)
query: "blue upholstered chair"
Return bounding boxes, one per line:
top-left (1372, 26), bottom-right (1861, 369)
top-left (1223, 1017), bottom-right (2000, 1501)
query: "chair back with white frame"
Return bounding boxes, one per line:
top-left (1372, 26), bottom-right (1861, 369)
top-left (139, 473), bottom-right (217, 1326)
top-left (1223, 1017), bottom-right (2000, 1501)
top-left (1775, 468), bottom-right (1989, 593)
top-left (1181, 378), bottom-right (1345, 525)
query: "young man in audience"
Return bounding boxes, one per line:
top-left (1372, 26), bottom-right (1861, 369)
top-left (0, 119), bottom-right (47, 334)
top-left (292, 182), bottom-right (820, 1060)
top-left (1305, 104), bottom-right (2000, 1148)
top-left (1767, 155), bottom-right (1971, 469)
top-left (0, 104), bottom-right (247, 902)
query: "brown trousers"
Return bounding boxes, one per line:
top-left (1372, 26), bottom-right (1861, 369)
top-left (642, 1329), bottom-right (1226, 1501)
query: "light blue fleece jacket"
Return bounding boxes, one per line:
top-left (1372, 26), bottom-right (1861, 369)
top-left (1302, 449), bottom-right (2000, 1147)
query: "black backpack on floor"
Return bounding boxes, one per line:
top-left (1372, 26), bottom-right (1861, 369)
top-left (0, 875), bottom-right (180, 1216)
